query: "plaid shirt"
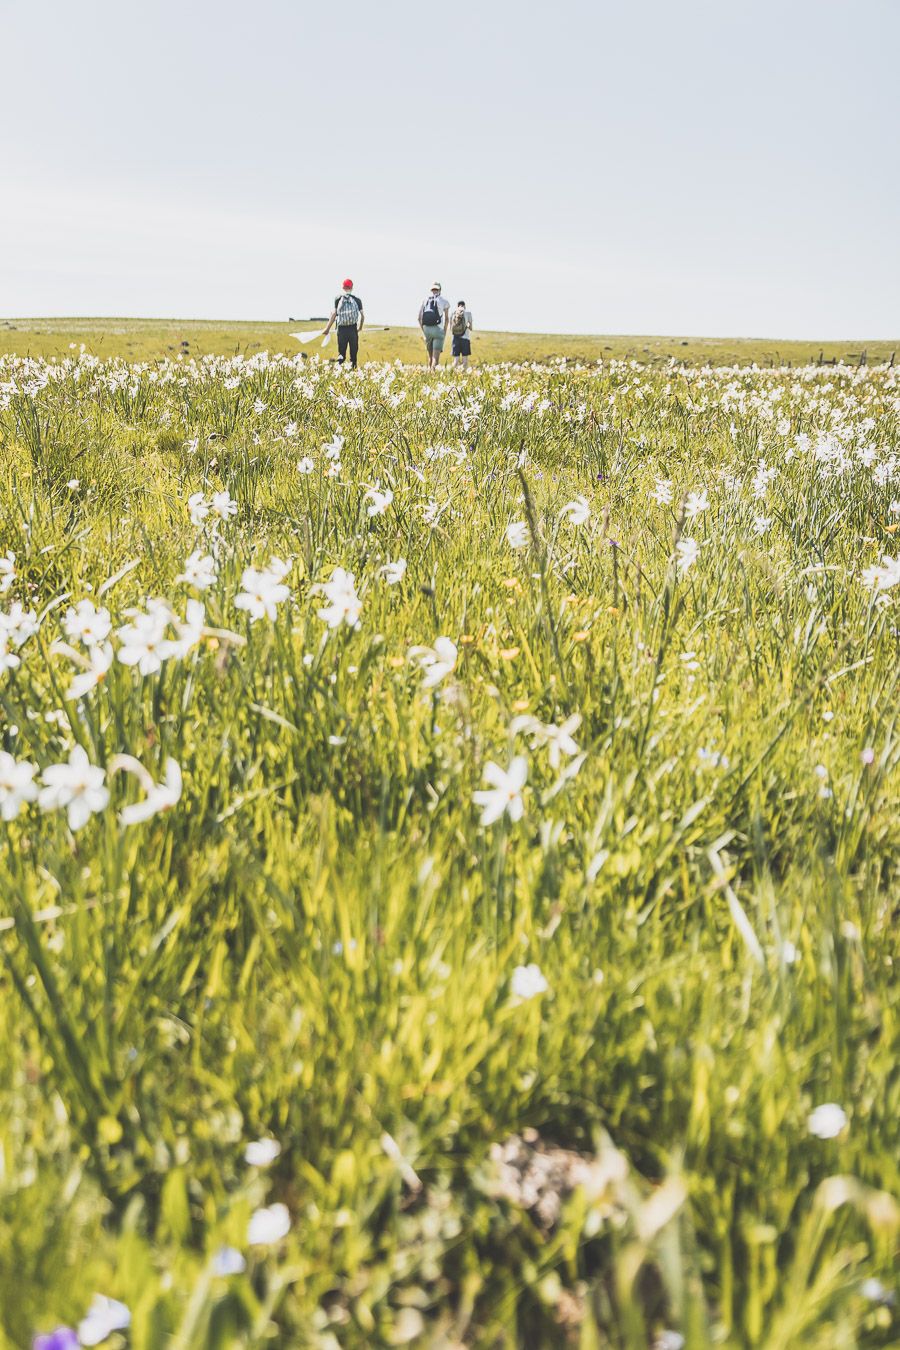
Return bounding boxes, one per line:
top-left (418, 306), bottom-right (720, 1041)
top-left (334, 293), bottom-right (362, 326)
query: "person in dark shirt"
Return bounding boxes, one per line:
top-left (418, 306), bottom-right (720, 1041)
top-left (323, 279), bottom-right (364, 367)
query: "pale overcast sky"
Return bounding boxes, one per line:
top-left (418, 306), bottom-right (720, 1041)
top-left (3, 0), bottom-right (898, 336)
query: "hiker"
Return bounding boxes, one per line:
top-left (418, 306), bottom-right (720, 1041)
top-left (323, 279), bottom-right (364, 367)
top-left (450, 300), bottom-right (474, 370)
top-left (418, 282), bottom-right (450, 369)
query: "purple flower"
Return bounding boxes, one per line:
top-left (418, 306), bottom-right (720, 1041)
top-left (33, 1330), bottom-right (79, 1350)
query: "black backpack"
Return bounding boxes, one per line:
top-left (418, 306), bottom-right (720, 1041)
top-left (422, 295), bottom-right (441, 326)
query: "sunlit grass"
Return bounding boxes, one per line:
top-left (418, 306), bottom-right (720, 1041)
top-left (0, 350), bottom-right (898, 1348)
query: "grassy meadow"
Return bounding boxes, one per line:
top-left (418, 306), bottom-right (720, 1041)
top-left (2, 317), bottom-right (898, 369)
top-left (0, 341), bottom-right (898, 1348)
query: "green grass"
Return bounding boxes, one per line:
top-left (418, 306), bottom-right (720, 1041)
top-left (0, 347), bottom-right (898, 1348)
top-left (2, 316), bottom-right (898, 367)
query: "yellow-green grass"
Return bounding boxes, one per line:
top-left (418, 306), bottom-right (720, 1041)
top-left (0, 349), bottom-right (898, 1348)
top-left (2, 315), bottom-right (898, 367)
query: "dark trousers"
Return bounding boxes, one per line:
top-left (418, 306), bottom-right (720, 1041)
top-left (337, 325), bottom-right (359, 367)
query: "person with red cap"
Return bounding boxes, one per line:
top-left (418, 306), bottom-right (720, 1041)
top-left (323, 279), bottom-right (365, 367)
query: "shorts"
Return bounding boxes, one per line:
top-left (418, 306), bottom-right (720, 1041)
top-left (452, 336), bottom-right (471, 357)
top-left (422, 324), bottom-right (445, 353)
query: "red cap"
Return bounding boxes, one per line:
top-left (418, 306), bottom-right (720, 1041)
top-left (342, 278), bottom-right (353, 289)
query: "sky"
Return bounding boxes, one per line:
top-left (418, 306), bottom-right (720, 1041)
top-left (3, 0), bottom-right (898, 337)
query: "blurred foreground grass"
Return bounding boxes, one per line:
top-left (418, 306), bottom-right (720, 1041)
top-left (0, 348), bottom-right (898, 1347)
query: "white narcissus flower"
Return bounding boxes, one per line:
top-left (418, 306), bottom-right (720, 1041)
top-left (675, 538), bottom-right (700, 575)
top-left (684, 489), bottom-right (710, 520)
top-left (211, 489), bottom-right (238, 519)
top-left (323, 431), bottom-right (344, 460)
top-left (297, 456), bottom-right (315, 475)
top-left (861, 555), bottom-right (900, 592)
top-left (510, 963), bottom-right (549, 1001)
top-left (408, 637), bottom-right (457, 690)
top-left (115, 757), bottom-right (183, 826)
top-left (116, 606), bottom-right (172, 675)
top-left (752, 515), bottom-right (772, 536)
top-left (807, 1102), bottom-right (847, 1139)
top-left (78, 1295), bottom-right (131, 1347)
top-left (0, 635), bottom-right (20, 674)
top-left (38, 746), bottom-right (109, 831)
top-left (188, 492), bottom-right (209, 526)
top-left (247, 1202), bottom-right (291, 1246)
top-left (0, 602), bottom-right (39, 648)
top-left (473, 756), bottom-right (527, 826)
top-left (244, 1137), bottom-right (282, 1166)
top-left (364, 485), bottom-right (394, 516)
top-left (64, 599), bottom-right (112, 647)
top-left (505, 520), bottom-right (530, 549)
top-left (379, 559), bottom-right (407, 585)
top-left (164, 600), bottom-right (205, 659)
top-left (235, 563), bottom-right (291, 622)
top-left (176, 551), bottom-right (217, 590)
top-left (651, 478), bottom-right (673, 506)
top-left (212, 1246), bottom-right (247, 1276)
top-left (0, 750), bottom-right (39, 820)
top-left (510, 712), bottom-right (582, 769)
top-left (560, 495), bottom-right (590, 526)
top-left (0, 551), bottom-right (15, 593)
top-left (65, 642), bottom-right (114, 700)
top-left (312, 567), bottom-right (362, 630)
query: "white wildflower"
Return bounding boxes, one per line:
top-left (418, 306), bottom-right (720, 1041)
top-left (861, 555), bottom-right (900, 593)
top-left (313, 567), bottom-right (362, 630)
top-left (66, 642), bottom-right (114, 700)
top-left (560, 495), bottom-right (590, 526)
top-left (245, 1138), bottom-right (282, 1167)
top-left (473, 756), bottom-right (527, 826)
top-left (0, 751), bottom-right (39, 820)
top-left (379, 558), bottom-right (407, 585)
top-left (38, 746), bottom-right (109, 831)
top-left (505, 520), bottom-right (530, 549)
top-left (212, 1246), bottom-right (247, 1277)
top-left (187, 491), bottom-right (209, 527)
top-left (176, 551), bottom-right (217, 590)
top-left (807, 1102), bottom-right (847, 1139)
top-left (247, 1202), bottom-right (291, 1246)
top-left (211, 489), bottom-right (238, 520)
top-left (235, 563), bottom-right (291, 623)
top-left (0, 551), bottom-right (15, 593)
top-left (408, 637), bottom-right (457, 690)
top-left (117, 757), bottom-right (182, 826)
top-left (684, 489), bottom-right (709, 520)
top-left (0, 602), bottom-right (39, 648)
top-left (364, 485), bottom-right (394, 516)
top-left (510, 963), bottom-right (549, 1001)
top-left (78, 1296), bottom-right (131, 1347)
top-left (63, 599), bottom-right (112, 647)
top-left (675, 537), bottom-right (700, 575)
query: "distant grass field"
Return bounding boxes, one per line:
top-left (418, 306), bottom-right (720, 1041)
top-left (2, 316), bottom-right (898, 367)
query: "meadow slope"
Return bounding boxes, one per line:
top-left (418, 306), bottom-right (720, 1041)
top-left (1, 317), bottom-right (898, 368)
top-left (0, 350), bottom-right (898, 1348)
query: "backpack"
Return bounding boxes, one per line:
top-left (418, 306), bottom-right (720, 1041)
top-left (422, 295), bottom-right (442, 327)
top-left (451, 307), bottom-right (468, 337)
top-left (336, 293), bottom-right (360, 326)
